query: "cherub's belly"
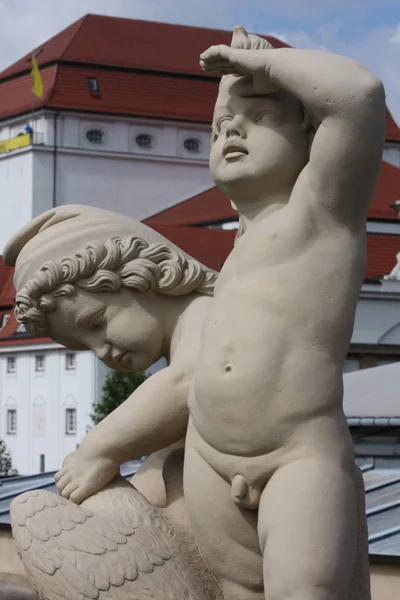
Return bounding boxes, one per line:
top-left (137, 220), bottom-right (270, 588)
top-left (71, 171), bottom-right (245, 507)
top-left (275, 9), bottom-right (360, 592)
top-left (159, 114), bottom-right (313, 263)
top-left (189, 309), bottom-right (345, 457)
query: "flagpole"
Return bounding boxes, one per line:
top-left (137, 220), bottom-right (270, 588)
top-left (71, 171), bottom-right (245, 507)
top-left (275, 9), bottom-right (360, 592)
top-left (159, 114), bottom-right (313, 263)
top-left (30, 49), bottom-right (44, 144)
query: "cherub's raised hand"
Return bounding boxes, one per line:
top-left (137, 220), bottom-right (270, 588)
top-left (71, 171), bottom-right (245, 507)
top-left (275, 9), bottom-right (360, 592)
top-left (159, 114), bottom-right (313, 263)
top-left (200, 45), bottom-right (278, 95)
top-left (200, 45), bottom-right (256, 76)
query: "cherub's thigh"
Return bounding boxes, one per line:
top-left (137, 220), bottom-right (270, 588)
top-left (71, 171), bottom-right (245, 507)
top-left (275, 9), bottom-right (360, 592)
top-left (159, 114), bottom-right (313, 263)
top-left (184, 445), bottom-right (263, 600)
top-left (258, 457), bottom-right (357, 600)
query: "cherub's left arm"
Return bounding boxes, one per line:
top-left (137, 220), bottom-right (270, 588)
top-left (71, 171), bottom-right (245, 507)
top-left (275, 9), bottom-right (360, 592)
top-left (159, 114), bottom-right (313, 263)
top-left (201, 47), bottom-right (386, 228)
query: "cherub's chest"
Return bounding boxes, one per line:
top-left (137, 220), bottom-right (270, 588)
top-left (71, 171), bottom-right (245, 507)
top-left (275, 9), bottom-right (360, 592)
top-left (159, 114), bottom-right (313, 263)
top-left (232, 216), bottom-right (312, 274)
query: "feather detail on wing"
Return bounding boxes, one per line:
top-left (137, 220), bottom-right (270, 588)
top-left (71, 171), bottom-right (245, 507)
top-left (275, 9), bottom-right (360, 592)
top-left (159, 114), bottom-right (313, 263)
top-left (11, 478), bottom-right (221, 600)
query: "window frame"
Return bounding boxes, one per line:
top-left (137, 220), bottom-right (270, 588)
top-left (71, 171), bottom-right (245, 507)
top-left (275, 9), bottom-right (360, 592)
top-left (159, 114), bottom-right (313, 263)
top-left (135, 132), bottom-right (154, 150)
top-left (88, 77), bottom-right (99, 93)
top-left (35, 354), bottom-right (46, 372)
top-left (183, 136), bottom-right (202, 153)
top-left (65, 353), bottom-right (76, 371)
top-left (85, 128), bottom-right (105, 145)
top-left (6, 356), bottom-right (16, 374)
top-left (6, 408), bottom-right (17, 434)
top-left (65, 408), bottom-right (77, 435)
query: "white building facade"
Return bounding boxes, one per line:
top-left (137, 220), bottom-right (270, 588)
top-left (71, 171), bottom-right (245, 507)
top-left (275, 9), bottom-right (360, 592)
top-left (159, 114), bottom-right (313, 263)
top-left (0, 341), bottom-right (111, 475)
top-left (0, 110), bottom-right (214, 253)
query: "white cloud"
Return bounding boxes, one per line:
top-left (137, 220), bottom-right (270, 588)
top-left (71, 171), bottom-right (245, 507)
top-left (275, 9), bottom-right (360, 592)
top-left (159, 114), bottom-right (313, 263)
top-left (390, 24), bottom-right (400, 44)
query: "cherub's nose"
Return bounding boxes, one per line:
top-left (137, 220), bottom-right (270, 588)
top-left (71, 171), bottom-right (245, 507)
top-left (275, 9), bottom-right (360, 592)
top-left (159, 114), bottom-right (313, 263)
top-left (94, 343), bottom-right (111, 361)
top-left (226, 117), bottom-right (246, 140)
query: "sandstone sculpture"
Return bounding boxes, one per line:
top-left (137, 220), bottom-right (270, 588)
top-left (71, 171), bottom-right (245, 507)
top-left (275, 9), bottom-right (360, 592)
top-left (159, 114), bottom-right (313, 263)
top-left (5, 24), bottom-right (386, 600)
top-left (5, 204), bottom-right (221, 599)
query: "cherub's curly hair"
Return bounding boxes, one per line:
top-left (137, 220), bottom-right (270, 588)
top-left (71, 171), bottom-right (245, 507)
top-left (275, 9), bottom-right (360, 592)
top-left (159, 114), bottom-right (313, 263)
top-left (15, 236), bottom-right (217, 336)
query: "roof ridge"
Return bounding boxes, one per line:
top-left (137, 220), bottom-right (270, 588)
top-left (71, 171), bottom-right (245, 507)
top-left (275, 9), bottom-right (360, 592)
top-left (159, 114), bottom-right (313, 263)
top-left (44, 64), bottom-right (59, 108)
top-left (59, 14), bottom-right (90, 61)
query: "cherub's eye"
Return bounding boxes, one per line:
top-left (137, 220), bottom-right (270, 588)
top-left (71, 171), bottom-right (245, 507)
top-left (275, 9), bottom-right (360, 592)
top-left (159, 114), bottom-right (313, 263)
top-left (89, 313), bottom-right (105, 329)
top-left (255, 111), bottom-right (269, 123)
top-left (217, 116), bottom-right (232, 131)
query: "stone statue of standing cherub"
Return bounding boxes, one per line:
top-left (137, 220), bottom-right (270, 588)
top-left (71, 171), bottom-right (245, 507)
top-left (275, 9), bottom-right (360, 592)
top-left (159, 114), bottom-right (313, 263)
top-left (5, 26), bottom-right (385, 600)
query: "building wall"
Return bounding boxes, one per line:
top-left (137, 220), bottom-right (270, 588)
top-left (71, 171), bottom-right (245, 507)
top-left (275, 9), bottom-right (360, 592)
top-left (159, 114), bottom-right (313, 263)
top-left (0, 343), bottom-right (162, 476)
top-left (0, 348), bottom-right (98, 475)
top-left (352, 296), bottom-right (400, 345)
top-left (0, 151), bottom-right (34, 253)
top-left (54, 152), bottom-right (213, 221)
top-left (0, 111), bottom-right (215, 252)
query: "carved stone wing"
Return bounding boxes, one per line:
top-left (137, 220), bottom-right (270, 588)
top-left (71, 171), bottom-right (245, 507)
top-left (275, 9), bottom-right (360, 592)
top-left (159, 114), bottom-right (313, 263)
top-left (11, 484), bottom-right (220, 600)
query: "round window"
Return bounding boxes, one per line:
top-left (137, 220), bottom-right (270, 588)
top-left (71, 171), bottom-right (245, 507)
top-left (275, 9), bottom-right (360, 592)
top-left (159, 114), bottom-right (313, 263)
top-left (86, 129), bottom-right (104, 144)
top-left (135, 133), bottom-right (154, 149)
top-left (184, 137), bottom-right (201, 153)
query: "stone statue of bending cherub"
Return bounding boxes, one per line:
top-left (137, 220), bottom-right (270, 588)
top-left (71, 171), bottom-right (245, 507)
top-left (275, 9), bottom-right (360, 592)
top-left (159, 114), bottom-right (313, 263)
top-left (5, 203), bottom-right (222, 600)
top-left (6, 22), bottom-right (386, 600)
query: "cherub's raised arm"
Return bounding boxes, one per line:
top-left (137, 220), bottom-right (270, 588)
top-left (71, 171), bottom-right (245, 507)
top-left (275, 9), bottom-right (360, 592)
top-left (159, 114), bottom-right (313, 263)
top-left (201, 45), bottom-right (386, 227)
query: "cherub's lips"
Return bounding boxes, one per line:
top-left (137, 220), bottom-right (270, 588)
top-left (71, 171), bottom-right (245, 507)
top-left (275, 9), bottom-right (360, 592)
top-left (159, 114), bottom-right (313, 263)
top-left (222, 142), bottom-right (249, 159)
top-left (111, 349), bottom-right (130, 364)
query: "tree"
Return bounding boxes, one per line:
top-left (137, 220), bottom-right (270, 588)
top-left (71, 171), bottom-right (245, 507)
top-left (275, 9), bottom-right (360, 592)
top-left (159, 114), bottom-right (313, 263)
top-left (0, 439), bottom-right (18, 477)
top-left (91, 370), bottom-right (148, 426)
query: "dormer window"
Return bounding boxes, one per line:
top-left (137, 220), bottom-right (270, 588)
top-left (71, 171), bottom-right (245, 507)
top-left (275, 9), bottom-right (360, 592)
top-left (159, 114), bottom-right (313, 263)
top-left (88, 77), bottom-right (99, 93)
top-left (0, 313), bottom-right (10, 330)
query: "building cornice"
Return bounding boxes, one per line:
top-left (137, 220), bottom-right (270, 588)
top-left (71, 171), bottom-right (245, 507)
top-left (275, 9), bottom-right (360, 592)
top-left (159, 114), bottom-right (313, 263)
top-left (0, 342), bottom-right (69, 353)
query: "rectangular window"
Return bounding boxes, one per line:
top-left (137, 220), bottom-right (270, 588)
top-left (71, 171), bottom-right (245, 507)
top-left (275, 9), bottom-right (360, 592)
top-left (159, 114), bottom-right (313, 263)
top-left (7, 409), bottom-right (17, 434)
top-left (39, 454), bottom-right (45, 473)
top-left (65, 353), bottom-right (76, 370)
top-left (35, 354), bottom-right (45, 372)
top-left (88, 77), bottom-right (99, 93)
top-left (65, 408), bottom-right (77, 435)
top-left (6, 356), bottom-right (16, 373)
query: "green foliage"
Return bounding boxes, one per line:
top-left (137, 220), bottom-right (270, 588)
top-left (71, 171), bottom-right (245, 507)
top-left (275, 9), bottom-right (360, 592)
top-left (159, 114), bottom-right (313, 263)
top-left (91, 370), bottom-right (148, 426)
top-left (0, 439), bottom-right (18, 477)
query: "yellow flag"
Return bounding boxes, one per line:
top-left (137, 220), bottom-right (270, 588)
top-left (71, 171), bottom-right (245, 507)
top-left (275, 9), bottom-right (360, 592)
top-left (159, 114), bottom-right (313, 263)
top-left (31, 55), bottom-right (44, 98)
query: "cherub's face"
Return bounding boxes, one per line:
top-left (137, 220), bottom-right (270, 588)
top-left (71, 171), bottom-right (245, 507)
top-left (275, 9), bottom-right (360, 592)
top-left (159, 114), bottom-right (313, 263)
top-left (46, 288), bottom-right (164, 372)
top-left (210, 77), bottom-right (309, 203)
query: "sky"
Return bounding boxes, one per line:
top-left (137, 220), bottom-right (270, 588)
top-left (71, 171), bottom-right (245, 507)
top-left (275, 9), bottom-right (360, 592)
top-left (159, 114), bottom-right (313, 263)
top-left (0, 0), bottom-right (399, 123)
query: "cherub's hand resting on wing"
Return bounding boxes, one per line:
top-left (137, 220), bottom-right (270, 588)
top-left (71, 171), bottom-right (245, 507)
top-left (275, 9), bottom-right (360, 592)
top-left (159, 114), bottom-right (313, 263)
top-left (55, 448), bottom-right (120, 504)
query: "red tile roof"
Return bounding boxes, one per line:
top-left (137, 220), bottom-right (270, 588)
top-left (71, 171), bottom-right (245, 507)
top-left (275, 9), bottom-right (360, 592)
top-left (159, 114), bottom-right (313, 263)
top-left (48, 65), bottom-right (217, 122)
top-left (0, 66), bottom-right (58, 123)
top-left (0, 15), bottom-right (282, 123)
top-left (0, 13), bottom-right (398, 141)
top-left (153, 225), bottom-right (235, 271)
top-left (367, 234), bottom-right (400, 280)
top-left (0, 258), bottom-right (14, 307)
top-left (370, 161), bottom-right (400, 220)
top-left (386, 109), bottom-right (400, 142)
top-left (146, 162), bottom-right (400, 227)
top-left (0, 15), bottom-right (286, 81)
top-left (145, 187), bottom-right (236, 227)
